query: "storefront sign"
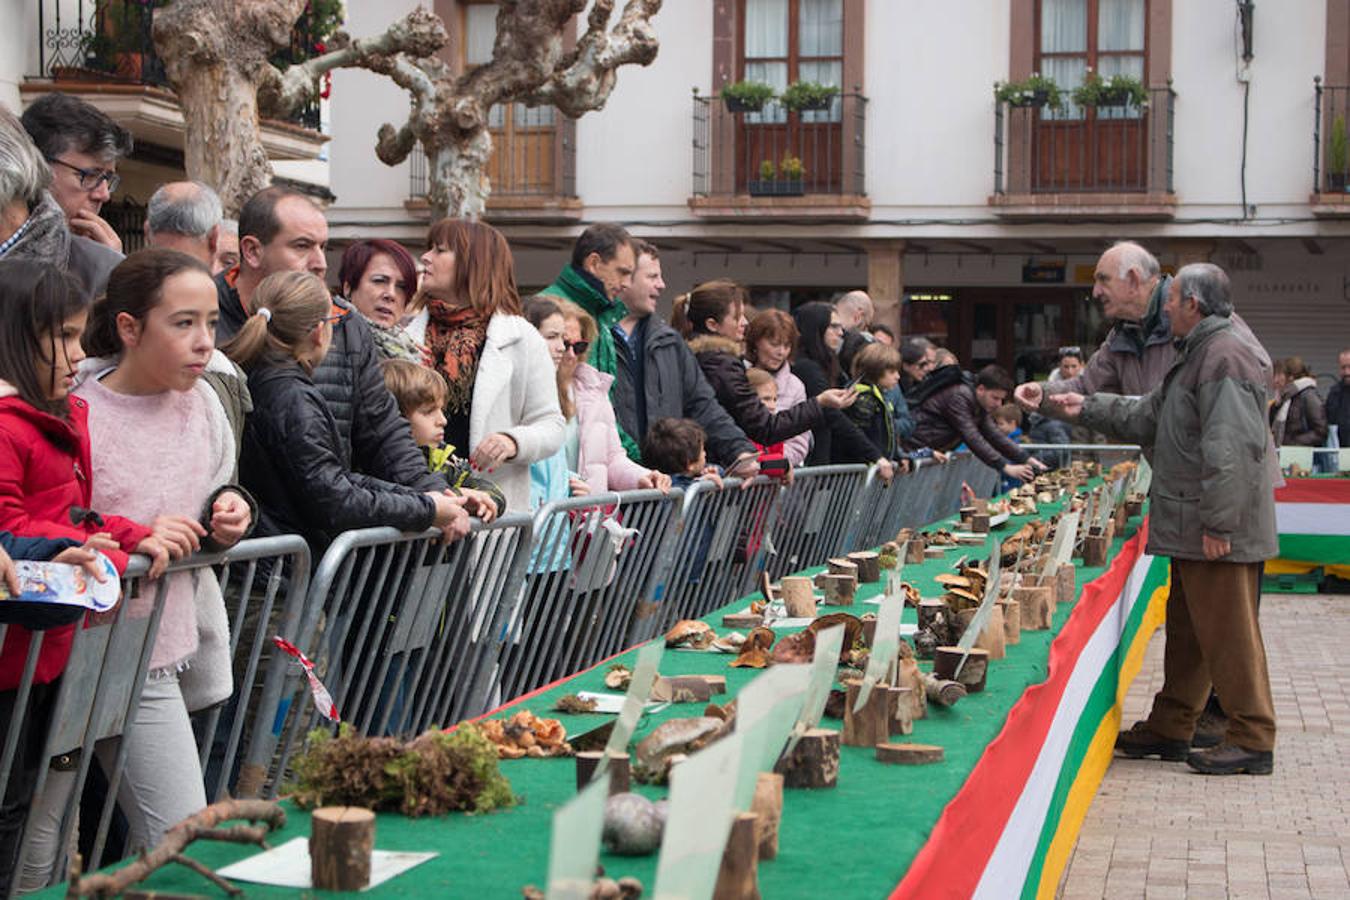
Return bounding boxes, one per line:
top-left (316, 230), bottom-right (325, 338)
top-left (1022, 263), bottom-right (1065, 283)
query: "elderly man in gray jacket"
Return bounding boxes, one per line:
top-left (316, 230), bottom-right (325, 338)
top-left (1052, 263), bottom-right (1278, 775)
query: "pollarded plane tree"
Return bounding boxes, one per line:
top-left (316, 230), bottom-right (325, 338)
top-left (153, 0), bottom-right (662, 218)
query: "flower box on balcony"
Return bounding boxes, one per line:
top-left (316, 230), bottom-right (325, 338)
top-left (748, 179), bottom-right (805, 197)
top-left (721, 80), bottom-right (776, 114)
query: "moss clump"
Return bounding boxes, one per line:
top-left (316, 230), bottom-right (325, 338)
top-left (287, 723), bottom-right (516, 817)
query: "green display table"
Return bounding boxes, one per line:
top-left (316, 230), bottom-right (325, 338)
top-left (50, 487), bottom-right (1168, 899)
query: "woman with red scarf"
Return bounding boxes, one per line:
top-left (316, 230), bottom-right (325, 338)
top-left (419, 220), bottom-right (564, 513)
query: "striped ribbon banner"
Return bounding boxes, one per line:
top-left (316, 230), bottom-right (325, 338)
top-left (893, 519), bottom-right (1171, 899)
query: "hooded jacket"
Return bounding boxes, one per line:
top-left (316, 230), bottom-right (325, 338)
top-left (238, 360), bottom-right (437, 554)
top-left (1081, 314), bottom-right (1278, 562)
top-left (1271, 377), bottom-right (1328, 447)
top-left (0, 191), bottom-right (122, 303)
top-left (216, 272), bottom-right (445, 494)
top-left (687, 334), bottom-right (823, 447)
top-left (907, 364), bottom-right (1031, 470)
top-left (0, 384), bottom-right (154, 691)
top-left (572, 363), bottom-right (651, 492)
top-left (612, 316), bottom-right (756, 468)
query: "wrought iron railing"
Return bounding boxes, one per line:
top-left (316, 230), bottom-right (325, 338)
top-left (1313, 78), bottom-right (1350, 194)
top-left (34, 0), bottom-right (320, 130)
top-left (692, 90), bottom-right (867, 197)
top-left (993, 83), bottom-right (1175, 195)
top-left (407, 106), bottom-right (577, 202)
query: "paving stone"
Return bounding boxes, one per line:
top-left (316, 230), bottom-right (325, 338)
top-left (1056, 594), bottom-right (1350, 900)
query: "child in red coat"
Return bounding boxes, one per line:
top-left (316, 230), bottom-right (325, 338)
top-left (0, 260), bottom-right (168, 892)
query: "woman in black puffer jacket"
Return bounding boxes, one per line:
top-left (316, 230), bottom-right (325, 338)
top-left (673, 281), bottom-right (853, 451)
top-left (225, 271), bottom-right (469, 556)
top-left (790, 302), bottom-right (895, 480)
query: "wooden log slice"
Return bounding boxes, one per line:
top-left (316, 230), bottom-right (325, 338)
top-left (310, 806), bottom-right (375, 891)
top-left (713, 812), bottom-right (761, 900)
top-left (772, 727), bottom-right (840, 789)
top-left (932, 646), bottom-right (990, 693)
top-left (996, 598), bottom-right (1021, 645)
top-left (750, 773), bottom-right (784, 861)
top-left (875, 742), bottom-right (945, 765)
top-left (575, 751), bottom-right (631, 795)
top-left (846, 551), bottom-right (881, 584)
top-left (843, 679), bottom-right (897, 747)
top-left (1014, 585), bottom-right (1054, 631)
top-left (780, 576), bottom-right (817, 618)
top-left (827, 558), bottom-right (859, 581)
top-left (820, 573), bottom-right (857, 606)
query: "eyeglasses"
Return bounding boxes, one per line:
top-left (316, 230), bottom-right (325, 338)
top-left (1057, 346), bottom-right (1083, 357)
top-left (47, 158), bottom-right (121, 193)
top-left (564, 339), bottom-right (590, 355)
top-left (312, 311), bottom-right (345, 331)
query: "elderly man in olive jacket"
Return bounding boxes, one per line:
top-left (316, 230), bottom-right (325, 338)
top-left (1052, 263), bottom-right (1278, 776)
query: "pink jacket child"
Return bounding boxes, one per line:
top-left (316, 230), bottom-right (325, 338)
top-left (572, 363), bottom-right (653, 493)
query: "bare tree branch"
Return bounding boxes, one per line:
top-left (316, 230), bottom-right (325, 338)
top-left (257, 8), bottom-right (449, 117)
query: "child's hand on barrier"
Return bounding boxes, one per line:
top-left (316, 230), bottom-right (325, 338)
top-left (151, 515), bottom-right (206, 559)
top-left (0, 544), bottom-right (17, 596)
top-left (135, 536), bottom-right (172, 578)
top-left (455, 488), bottom-right (498, 524)
top-left (209, 491), bottom-right (252, 548)
top-left (638, 470), bottom-right (673, 493)
top-left (428, 493), bottom-right (472, 543)
top-left (568, 476), bottom-right (591, 497)
top-left (875, 457), bottom-right (895, 483)
top-left (699, 466), bottom-right (725, 489)
top-left (52, 546), bottom-right (107, 583)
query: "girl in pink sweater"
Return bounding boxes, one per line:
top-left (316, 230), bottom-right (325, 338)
top-left (67, 250), bottom-right (253, 853)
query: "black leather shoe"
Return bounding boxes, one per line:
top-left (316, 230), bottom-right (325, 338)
top-left (1191, 709), bottom-right (1227, 748)
top-left (1115, 721), bottom-right (1189, 761)
top-left (1187, 742), bottom-right (1273, 775)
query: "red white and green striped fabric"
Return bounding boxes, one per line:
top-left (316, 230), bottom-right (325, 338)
top-left (893, 520), bottom-right (1171, 900)
top-left (1274, 478), bottom-right (1350, 570)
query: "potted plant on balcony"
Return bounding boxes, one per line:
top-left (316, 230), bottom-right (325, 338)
top-left (1328, 116), bottom-right (1349, 192)
top-left (748, 156), bottom-right (806, 197)
top-left (994, 73), bottom-right (1065, 111)
top-left (1071, 70), bottom-right (1149, 109)
top-left (781, 80), bottom-right (839, 113)
top-left (720, 80), bottom-right (776, 113)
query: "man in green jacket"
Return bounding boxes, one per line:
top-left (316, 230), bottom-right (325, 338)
top-left (1052, 263), bottom-right (1278, 776)
top-left (540, 222), bottom-right (639, 456)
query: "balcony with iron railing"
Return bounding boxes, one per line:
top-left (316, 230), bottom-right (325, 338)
top-left (27, 0), bottom-right (325, 153)
top-left (990, 82), bottom-right (1176, 220)
top-left (405, 104), bottom-right (580, 222)
top-left (688, 89), bottom-right (870, 221)
top-left (1311, 78), bottom-right (1350, 215)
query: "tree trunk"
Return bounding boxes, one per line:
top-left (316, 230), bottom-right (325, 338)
top-left (176, 68), bottom-right (276, 217)
top-left (153, 0), bottom-right (307, 216)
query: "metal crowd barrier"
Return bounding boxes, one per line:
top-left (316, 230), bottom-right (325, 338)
top-left (273, 515), bottom-right (533, 772)
top-left (5, 557), bottom-right (170, 894)
top-left (763, 464), bottom-right (870, 580)
top-left (196, 535), bottom-right (311, 802)
top-left (649, 476), bottom-right (783, 632)
top-left (494, 490), bottom-right (683, 702)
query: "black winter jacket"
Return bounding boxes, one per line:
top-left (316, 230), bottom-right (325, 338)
top-left (793, 356), bottom-right (883, 465)
top-left (613, 316), bottom-right (756, 467)
top-left (687, 335), bottom-right (822, 446)
top-left (238, 361), bottom-right (436, 553)
top-left (907, 364), bottom-right (1030, 470)
top-left (216, 273), bottom-right (445, 495)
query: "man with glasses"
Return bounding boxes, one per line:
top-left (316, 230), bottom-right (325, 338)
top-left (20, 93), bottom-right (131, 253)
top-left (0, 102), bottom-right (120, 302)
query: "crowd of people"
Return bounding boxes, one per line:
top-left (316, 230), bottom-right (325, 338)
top-left (0, 89), bottom-right (1338, 885)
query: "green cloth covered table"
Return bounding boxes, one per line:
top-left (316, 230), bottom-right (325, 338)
top-left (51, 487), bottom-right (1140, 899)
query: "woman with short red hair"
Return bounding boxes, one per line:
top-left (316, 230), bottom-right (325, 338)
top-left (743, 308), bottom-right (814, 466)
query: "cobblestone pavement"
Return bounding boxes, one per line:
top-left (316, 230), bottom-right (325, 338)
top-left (1058, 593), bottom-right (1350, 900)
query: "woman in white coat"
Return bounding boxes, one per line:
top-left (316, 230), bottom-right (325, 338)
top-left (420, 219), bottom-right (564, 513)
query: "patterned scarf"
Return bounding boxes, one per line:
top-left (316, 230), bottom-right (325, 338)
top-left (425, 299), bottom-right (489, 415)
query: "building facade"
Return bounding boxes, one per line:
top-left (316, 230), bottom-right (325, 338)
top-left (7, 0), bottom-right (1350, 383)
